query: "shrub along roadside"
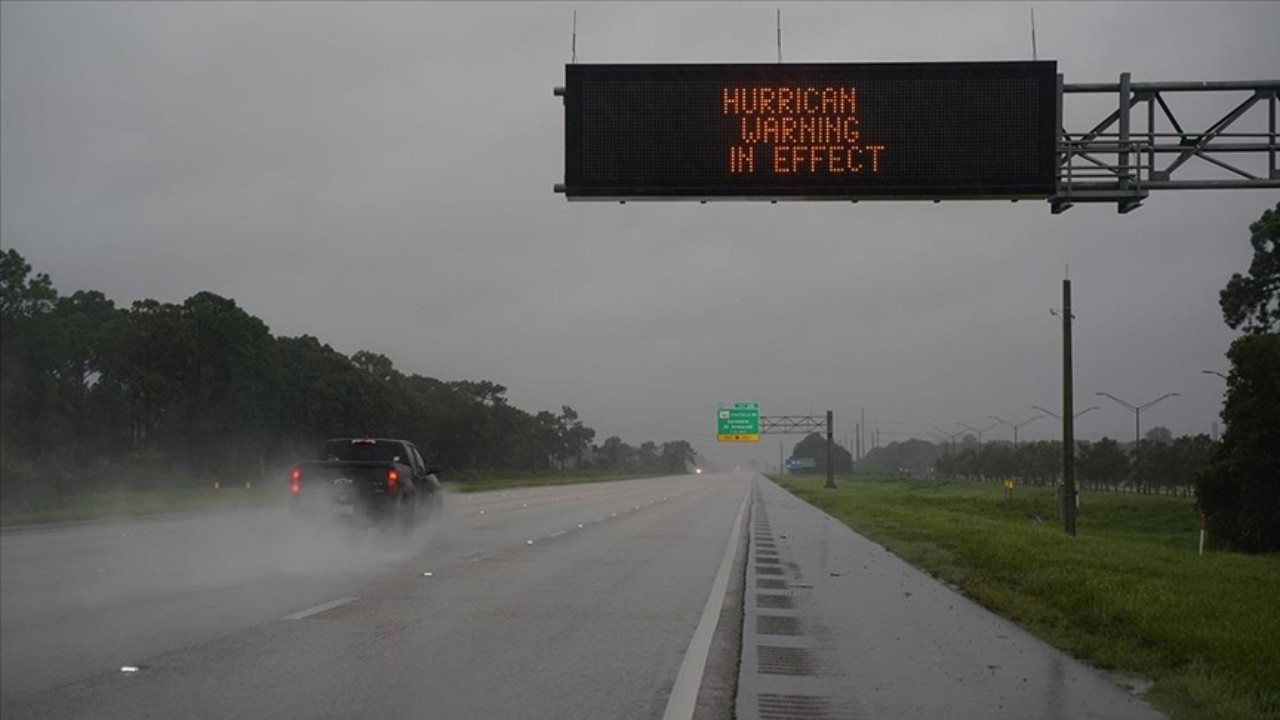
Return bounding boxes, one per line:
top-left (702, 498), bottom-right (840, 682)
top-left (773, 475), bottom-right (1280, 720)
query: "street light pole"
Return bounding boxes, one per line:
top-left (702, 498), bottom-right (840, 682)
top-left (957, 421), bottom-right (1003, 447)
top-left (1032, 405), bottom-right (1099, 422)
top-left (989, 414), bottom-right (1044, 451)
top-left (932, 427), bottom-right (965, 457)
top-left (1095, 391), bottom-right (1179, 492)
top-left (1201, 370), bottom-right (1228, 440)
top-left (975, 422), bottom-right (1003, 446)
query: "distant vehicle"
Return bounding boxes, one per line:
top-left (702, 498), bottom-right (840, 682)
top-left (695, 468), bottom-right (703, 474)
top-left (288, 437), bottom-right (443, 529)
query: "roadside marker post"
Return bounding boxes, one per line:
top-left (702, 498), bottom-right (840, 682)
top-left (1199, 511), bottom-right (1207, 556)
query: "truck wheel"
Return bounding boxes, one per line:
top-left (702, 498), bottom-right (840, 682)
top-left (396, 495), bottom-right (417, 534)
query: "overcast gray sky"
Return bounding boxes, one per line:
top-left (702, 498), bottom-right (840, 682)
top-left (3, 1), bottom-right (1278, 469)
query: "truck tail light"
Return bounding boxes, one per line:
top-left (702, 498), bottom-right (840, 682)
top-left (387, 469), bottom-right (399, 495)
top-left (290, 467), bottom-right (301, 495)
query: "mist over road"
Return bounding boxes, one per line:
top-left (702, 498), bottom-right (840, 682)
top-left (1, 473), bottom-right (750, 719)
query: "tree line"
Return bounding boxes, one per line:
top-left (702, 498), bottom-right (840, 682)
top-left (0, 250), bottom-right (695, 504)
top-left (927, 430), bottom-right (1215, 495)
top-left (1195, 202), bottom-right (1279, 552)
top-left (785, 429), bottom-right (1214, 496)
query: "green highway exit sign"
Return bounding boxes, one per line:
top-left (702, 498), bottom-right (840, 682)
top-left (717, 402), bottom-right (760, 443)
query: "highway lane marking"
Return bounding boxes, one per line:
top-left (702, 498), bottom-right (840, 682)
top-left (283, 596), bottom-right (358, 620)
top-left (462, 490), bottom-right (703, 565)
top-left (661, 485), bottom-right (751, 720)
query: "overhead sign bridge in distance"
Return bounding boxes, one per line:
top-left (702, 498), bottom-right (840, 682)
top-left (556, 61), bottom-right (1058, 202)
top-left (718, 402), bottom-right (760, 443)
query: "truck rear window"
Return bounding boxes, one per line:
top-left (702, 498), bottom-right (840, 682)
top-left (323, 440), bottom-right (404, 463)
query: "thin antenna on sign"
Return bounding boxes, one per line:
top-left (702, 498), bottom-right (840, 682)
top-left (1031, 7), bottom-right (1038, 61)
top-left (776, 9), bottom-right (783, 63)
top-left (571, 10), bottom-right (578, 64)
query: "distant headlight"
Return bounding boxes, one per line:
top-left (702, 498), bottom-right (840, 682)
top-left (695, 468), bottom-right (703, 474)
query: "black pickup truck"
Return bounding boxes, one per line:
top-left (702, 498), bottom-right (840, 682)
top-left (289, 437), bottom-right (443, 528)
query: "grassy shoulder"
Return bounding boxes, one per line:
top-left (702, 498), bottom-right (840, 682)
top-left (771, 474), bottom-right (1280, 720)
top-left (0, 471), bottom-right (667, 528)
top-left (0, 482), bottom-right (283, 528)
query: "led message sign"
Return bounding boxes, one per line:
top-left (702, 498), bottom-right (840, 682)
top-left (561, 62), bottom-right (1057, 200)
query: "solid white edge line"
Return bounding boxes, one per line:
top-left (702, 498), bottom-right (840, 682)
top-left (661, 484), bottom-right (750, 720)
top-left (282, 596), bottom-right (358, 620)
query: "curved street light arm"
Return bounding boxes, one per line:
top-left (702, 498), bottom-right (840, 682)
top-left (1096, 392), bottom-right (1138, 412)
top-left (1137, 392), bottom-right (1179, 412)
top-left (1031, 405), bottom-right (1062, 421)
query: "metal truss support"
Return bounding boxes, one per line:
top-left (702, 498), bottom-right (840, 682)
top-left (761, 412), bottom-right (836, 488)
top-left (1053, 75), bottom-right (1279, 213)
top-left (760, 415), bottom-right (826, 434)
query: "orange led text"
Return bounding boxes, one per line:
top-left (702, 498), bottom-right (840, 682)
top-left (722, 85), bottom-right (885, 175)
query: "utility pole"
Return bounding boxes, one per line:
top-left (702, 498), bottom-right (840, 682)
top-left (1062, 277), bottom-right (1077, 536)
top-left (825, 410), bottom-right (835, 489)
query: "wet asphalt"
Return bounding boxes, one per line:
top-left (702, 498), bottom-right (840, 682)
top-left (1, 473), bottom-right (1167, 719)
top-left (1, 473), bottom-right (749, 719)
top-left (735, 477), bottom-right (1165, 720)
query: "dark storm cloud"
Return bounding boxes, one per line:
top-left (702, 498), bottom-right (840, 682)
top-left (3, 2), bottom-right (1278, 468)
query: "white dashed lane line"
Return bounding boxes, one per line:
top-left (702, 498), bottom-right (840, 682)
top-left (282, 596), bottom-right (358, 621)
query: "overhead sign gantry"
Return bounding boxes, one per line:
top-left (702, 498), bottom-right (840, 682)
top-left (556, 61), bottom-right (1058, 201)
top-left (554, 63), bottom-right (1279, 212)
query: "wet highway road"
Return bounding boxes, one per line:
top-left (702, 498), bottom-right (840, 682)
top-left (1, 473), bottom-right (750, 719)
top-left (734, 479), bottom-right (1165, 720)
top-left (1, 473), bottom-right (1164, 719)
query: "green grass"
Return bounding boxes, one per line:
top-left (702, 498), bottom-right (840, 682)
top-left (0, 482), bottom-right (283, 527)
top-left (772, 475), bottom-right (1280, 720)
